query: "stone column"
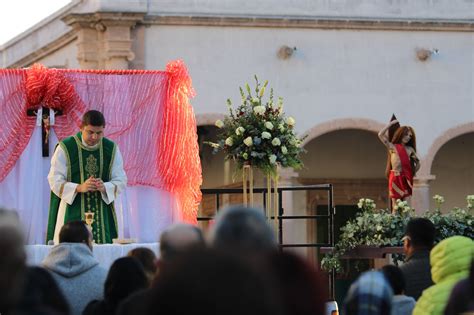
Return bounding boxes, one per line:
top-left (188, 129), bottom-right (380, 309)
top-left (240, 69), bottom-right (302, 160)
top-left (412, 175), bottom-right (436, 214)
top-left (278, 168), bottom-right (300, 249)
top-left (102, 19), bottom-right (136, 69)
top-left (62, 13), bottom-right (144, 70)
top-left (62, 15), bottom-right (101, 69)
top-left (279, 167), bottom-right (299, 212)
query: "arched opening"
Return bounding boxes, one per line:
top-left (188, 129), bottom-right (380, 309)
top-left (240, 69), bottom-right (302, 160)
top-left (295, 129), bottom-right (388, 301)
top-left (198, 125), bottom-right (229, 189)
top-left (298, 128), bottom-right (389, 209)
top-left (430, 132), bottom-right (474, 210)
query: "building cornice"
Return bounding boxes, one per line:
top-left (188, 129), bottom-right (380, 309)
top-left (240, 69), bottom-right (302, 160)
top-left (62, 12), bottom-right (147, 28)
top-left (143, 15), bottom-right (474, 32)
top-left (3, 11), bottom-right (473, 68)
top-left (6, 31), bottom-right (77, 68)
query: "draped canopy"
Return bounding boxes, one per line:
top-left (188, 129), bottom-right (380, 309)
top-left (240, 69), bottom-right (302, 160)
top-left (0, 61), bottom-right (202, 237)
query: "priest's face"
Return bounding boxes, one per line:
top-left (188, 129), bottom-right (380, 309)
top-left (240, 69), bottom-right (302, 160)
top-left (81, 124), bottom-right (104, 147)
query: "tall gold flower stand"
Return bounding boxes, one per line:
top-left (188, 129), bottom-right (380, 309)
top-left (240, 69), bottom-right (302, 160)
top-left (242, 164), bottom-right (279, 234)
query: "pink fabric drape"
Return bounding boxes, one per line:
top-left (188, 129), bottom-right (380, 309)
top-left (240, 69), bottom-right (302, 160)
top-left (0, 61), bottom-right (202, 223)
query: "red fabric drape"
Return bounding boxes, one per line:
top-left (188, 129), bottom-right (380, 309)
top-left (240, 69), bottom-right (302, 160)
top-left (0, 61), bottom-right (202, 223)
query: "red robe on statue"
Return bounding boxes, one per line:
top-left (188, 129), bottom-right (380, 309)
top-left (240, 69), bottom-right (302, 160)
top-left (389, 144), bottom-right (413, 199)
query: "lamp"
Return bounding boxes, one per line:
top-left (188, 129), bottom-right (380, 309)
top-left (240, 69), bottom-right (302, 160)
top-left (277, 45), bottom-right (296, 59)
top-left (416, 48), bottom-right (439, 61)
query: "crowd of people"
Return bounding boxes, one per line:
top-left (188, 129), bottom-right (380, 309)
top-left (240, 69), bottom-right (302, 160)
top-left (0, 206), bottom-right (473, 315)
top-left (346, 217), bottom-right (473, 315)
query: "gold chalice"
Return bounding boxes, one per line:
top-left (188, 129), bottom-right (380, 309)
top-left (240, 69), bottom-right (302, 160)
top-left (84, 211), bottom-right (95, 229)
top-left (84, 211), bottom-right (95, 243)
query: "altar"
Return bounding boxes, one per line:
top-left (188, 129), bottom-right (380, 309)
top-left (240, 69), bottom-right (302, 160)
top-left (25, 243), bottom-right (160, 268)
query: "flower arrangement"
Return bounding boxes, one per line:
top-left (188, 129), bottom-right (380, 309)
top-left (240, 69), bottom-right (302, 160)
top-left (207, 76), bottom-right (305, 177)
top-left (321, 195), bottom-right (474, 272)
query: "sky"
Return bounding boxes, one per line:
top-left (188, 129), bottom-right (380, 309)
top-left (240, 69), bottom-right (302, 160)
top-left (0, 0), bottom-right (71, 45)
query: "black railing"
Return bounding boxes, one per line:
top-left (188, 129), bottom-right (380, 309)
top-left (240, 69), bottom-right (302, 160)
top-left (199, 184), bottom-right (336, 298)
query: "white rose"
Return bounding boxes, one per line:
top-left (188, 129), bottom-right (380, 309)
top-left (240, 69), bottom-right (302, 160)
top-left (286, 116), bottom-right (295, 126)
top-left (215, 120), bottom-right (224, 128)
top-left (253, 106), bottom-right (266, 116)
top-left (278, 124), bottom-right (285, 132)
top-left (269, 154), bottom-right (277, 164)
top-left (235, 126), bottom-right (245, 136)
top-left (289, 138), bottom-right (297, 146)
top-left (271, 138), bottom-right (281, 146)
top-left (264, 121), bottom-right (274, 130)
top-left (243, 137), bottom-right (253, 147)
top-left (281, 146), bottom-right (288, 154)
top-left (261, 131), bottom-right (271, 139)
top-left (225, 137), bottom-right (233, 146)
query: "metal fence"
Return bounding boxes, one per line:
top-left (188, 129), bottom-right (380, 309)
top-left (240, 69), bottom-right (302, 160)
top-left (199, 184), bottom-right (336, 299)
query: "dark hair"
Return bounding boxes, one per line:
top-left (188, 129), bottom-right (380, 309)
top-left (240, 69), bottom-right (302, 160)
top-left (103, 257), bottom-right (148, 313)
top-left (159, 224), bottom-right (205, 262)
top-left (81, 110), bottom-right (106, 128)
top-left (58, 221), bottom-right (90, 244)
top-left (405, 218), bottom-right (435, 248)
top-left (128, 248), bottom-right (157, 283)
top-left (16, 266), bottom-right (70, 315)
top-left (0, 208), bottom-right (26, 313)
top-left (210, 206), bottom-right (276, 254)
top-left (149, 248), bottom-right (282, 315)
top-left (266, 251), bottom-right (327, 315)
top-left (381, 265), bottom-right (405, 295)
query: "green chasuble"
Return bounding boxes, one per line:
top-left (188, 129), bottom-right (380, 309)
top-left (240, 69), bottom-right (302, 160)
top-left (47, 132), bottom-right (118, 244)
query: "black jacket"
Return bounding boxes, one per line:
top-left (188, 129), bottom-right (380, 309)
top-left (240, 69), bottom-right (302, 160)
top-left (400, 250), bottom-right (433, 300)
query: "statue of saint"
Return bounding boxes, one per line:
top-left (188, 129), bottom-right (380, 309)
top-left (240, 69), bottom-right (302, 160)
top-left (378, 116), bottom-right (420, 212)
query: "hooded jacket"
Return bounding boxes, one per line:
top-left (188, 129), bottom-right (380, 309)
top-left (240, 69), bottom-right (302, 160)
top-left (413, 236), bottom-right (473, 315)
top-left (42, 243), bottom-right (107, 315)
top-left (391, 295), bottom-right (415, 315)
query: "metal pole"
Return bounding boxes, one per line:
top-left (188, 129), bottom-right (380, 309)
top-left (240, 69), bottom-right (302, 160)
top-left (278, 188), bottom-right (283, 246)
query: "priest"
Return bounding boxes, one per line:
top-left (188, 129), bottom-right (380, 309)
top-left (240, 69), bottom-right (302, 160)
top-left (47, 110), bottom-right (127, 244)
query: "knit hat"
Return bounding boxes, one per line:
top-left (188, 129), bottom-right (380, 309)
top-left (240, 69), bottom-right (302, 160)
top-left (344, 271), bottom-right (393, 315)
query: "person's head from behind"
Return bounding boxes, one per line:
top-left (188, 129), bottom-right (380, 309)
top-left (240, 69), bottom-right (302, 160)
top-left (266, 251), bottom-right (327, 315)
top-left (344, 271), bottom-right (393, 315)
top-left (208, 205), bottom-right (277, 255)
top-left (128, 247), bottom-right (157, 285)
top-left (104, 257), bottom-right (149, 312)
top-left (81, 110), bottom-right (105, 147)
top-left (18, 266), bottom-right (70, 315)
top-left (381, 264), bottom-right (406, 295)
top-left (403, 218), bottom-right (435, 256)
top-left (148, 248), bottom-right (282, 315)
top-left (0, 208), bottom-right (26, 313)
top-left (159, 223), bottom-right (205, 263)
top-left (58, 220), bottom-right (92, 250)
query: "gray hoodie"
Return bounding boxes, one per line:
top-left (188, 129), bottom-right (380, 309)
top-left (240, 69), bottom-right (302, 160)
top-left (42, 243), bottom-right (107, 315)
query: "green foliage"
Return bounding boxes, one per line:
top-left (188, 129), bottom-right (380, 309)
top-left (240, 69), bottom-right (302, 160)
top-left (206, 77), bottom-right (305, 177)
top-left (321, 196), bottom-right (474, 273)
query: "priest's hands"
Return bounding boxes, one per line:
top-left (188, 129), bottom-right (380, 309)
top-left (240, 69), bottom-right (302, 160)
top-left (76, 176), bottom-right (106, 193)
top-left (95, 178), bottom-right (106, 193)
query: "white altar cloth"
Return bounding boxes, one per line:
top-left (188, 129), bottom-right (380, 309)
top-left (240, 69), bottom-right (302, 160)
top-left (25, 243), bottom-right (159, 269)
